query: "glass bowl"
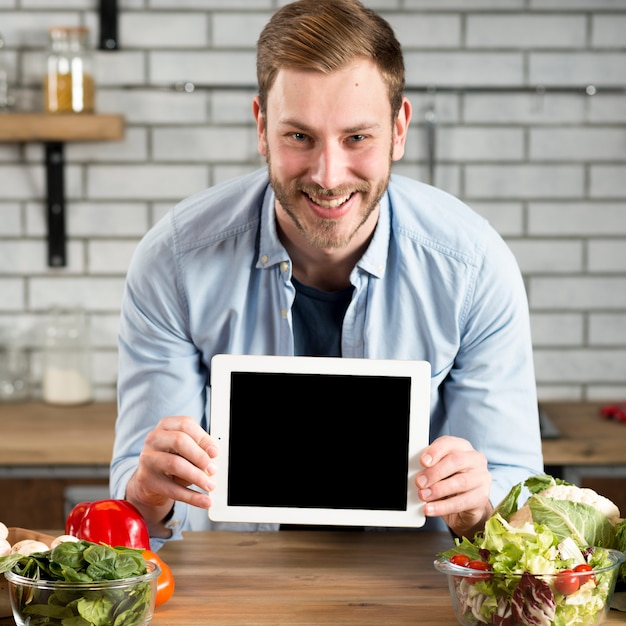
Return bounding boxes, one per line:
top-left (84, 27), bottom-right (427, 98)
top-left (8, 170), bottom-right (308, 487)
top-left (434, 548), bottom-right (625, 626)
top-left (5, 560), bottom-right (159, 626)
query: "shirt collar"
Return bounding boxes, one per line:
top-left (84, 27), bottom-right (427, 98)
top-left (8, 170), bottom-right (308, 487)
top-left (257, 184), bottom-right (289, 269)
top-left (355, 191), bottom-right (390, 279)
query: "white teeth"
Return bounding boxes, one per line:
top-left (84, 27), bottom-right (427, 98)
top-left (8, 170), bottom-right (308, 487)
top-left (307, 193), bottom-right (351, 209)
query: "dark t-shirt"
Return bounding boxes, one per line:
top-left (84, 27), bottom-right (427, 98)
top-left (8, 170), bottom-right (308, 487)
top-left (292, 277), bottom-right (354, 357)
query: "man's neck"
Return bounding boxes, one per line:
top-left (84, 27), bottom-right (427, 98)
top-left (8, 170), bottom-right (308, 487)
top-left (291, 255), bottom-right (357, 292)
top-left (276, 206), bottom-right (378, 292)
top-left (279, 225), bottom-right (372, 291)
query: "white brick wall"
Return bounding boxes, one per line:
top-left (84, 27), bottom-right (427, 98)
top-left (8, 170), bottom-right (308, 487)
top-left (0, 0), bottom-right (625, 401)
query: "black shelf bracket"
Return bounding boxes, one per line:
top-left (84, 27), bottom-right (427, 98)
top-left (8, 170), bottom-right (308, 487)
top-left (45, 142), bottom-right (66, 268)
top-left (99, 0), bottom-right (119, 51)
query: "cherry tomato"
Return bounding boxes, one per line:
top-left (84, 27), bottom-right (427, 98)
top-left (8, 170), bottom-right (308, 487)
top-left (466, 559), bottom-right (492, 582)
top-left (555, 569), bottom-right (580, 595)
top-left (450, 554), bottom-right (471, 567)
top-left (574, 563), bottom-right (596, 585)
top-left (143, 549), bottom-right (175, 606)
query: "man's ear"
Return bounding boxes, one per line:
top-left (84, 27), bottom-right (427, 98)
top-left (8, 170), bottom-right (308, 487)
top-left (392, 97), bottom-right (412, 162)
top-left (253, 96), bottom-right (268, 158)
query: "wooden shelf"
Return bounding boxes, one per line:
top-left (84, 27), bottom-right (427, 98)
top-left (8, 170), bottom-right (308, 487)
top-left (0, 112), bottom-right (124, 142)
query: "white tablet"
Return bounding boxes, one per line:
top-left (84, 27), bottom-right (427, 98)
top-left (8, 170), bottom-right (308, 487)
top-left (208, 354), bottom-right (431, 528)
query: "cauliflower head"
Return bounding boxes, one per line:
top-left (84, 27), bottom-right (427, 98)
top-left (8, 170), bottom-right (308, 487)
top-left (510, 483), bottom-right (621, 528)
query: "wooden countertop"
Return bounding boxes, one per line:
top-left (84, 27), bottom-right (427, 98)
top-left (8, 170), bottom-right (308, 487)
top-left (153, 531), bottom-right (626, 625)
top-left (540, 401), bottom-right (626, 466)
top-left (0, 400), bottom-right (624, 468)
top-left (5, 530), bottom-right (623, 625)
top-left (0, 401), bottom-right (116, 466)
top-left (152, 530), bottom-right (460, 624)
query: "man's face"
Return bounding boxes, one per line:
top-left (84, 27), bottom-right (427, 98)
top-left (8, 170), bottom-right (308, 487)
top-left (254, 59), bottom-right (410, 252)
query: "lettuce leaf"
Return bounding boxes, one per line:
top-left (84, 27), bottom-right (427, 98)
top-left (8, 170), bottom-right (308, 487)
top-left (615, 519), bottom-right (626, 583)
top-left (479, 514), bottom-right (563, 575)
top-left (526, 496), bottom-right (616, 548)
top-left (494, 474), bottom-right (616, 549)
top-left (494, 474), bottom-right (570, 521)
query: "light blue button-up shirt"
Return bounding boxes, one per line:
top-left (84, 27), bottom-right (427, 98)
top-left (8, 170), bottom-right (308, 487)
top-left (111, 168), bottom-right (543, 545)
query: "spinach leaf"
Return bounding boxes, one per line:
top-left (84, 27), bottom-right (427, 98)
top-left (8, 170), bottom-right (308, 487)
top-left (23, 602), bottom-right (73, 619)
top-left (76, 594), bottom-right (117, 625)
top-left (0, 552), bottom-right (23, 574)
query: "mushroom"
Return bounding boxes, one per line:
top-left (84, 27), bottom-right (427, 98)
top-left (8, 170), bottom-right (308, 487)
top-left (10, 539), bottom-right (50, 556)
top-left (51, 534), bottom-right (80, 548)
top-left (0, 538), bottom-right (10, 556)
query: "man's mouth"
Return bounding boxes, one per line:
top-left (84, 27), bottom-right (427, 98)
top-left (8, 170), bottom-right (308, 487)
top-left (304, 191), bottom-right (354, 209)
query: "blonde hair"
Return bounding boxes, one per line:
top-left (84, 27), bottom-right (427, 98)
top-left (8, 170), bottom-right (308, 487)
top-left (256, 0), bottom-right (405, 119)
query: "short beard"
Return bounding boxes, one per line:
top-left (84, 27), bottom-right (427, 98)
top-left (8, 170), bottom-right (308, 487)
top-left (267, 155), bottom-right (391, 250)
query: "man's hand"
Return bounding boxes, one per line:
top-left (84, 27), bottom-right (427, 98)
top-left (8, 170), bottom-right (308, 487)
top-left (415, 435), bottom-right (493, 538)
top-left (125, 416), bottom-right (219, 537)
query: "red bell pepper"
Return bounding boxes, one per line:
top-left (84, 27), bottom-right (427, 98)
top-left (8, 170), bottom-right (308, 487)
top-left (65, 499), bottom-right (151, 549)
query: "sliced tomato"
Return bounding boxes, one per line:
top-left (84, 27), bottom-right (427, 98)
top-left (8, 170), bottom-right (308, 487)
top-left (143, 549), bottom-right (175, 606)
top-left (466, 559), bottom-right (492, 582)
top-left (450, 554), bottom-right (471, 567)
top-left (574, 563), bottom-right (596, 585)
top-left (555, 569), bottom-right (580, 595)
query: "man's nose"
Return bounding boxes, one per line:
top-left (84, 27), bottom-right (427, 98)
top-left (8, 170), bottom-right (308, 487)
top-left (310, 143), bottom-right (347, 191)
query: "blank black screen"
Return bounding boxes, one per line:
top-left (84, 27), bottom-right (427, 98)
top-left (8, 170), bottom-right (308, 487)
top-left (227, 371), bottom-right (411, 510)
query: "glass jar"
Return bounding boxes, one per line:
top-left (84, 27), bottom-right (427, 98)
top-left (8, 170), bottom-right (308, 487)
top-left (0, 327), bottom-right (29, 402)
top-left (44, 26), bottom-right (95, 114)
top-left (0, 33), bottom-right (12, 111)
top-left (42, 308), bottom-right (93, 405)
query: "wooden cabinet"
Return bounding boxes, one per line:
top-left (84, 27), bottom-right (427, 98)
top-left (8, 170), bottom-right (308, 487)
top-left (0, 401), bottom-right (116, 529)
top-left (0, 477), bottom-right (109, 529)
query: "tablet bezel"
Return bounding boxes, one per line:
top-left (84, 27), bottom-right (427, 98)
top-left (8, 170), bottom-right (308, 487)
top-left (208, 354), bottom-right (431, 528)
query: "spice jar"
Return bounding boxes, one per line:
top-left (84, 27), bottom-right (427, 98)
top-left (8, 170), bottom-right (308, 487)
top-left (44, 26), bottom-right (95, 114)
top-left (42, 308), bottom-right (93, 405)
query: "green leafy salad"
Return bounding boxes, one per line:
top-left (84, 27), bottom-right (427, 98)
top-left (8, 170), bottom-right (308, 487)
top-left (0, 540), bottom-right (152, 626)
top-left (437, 474), bottom-right (626, 626)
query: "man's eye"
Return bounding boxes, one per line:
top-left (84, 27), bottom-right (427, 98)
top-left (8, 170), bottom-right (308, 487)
top-left (292, 132), bottom-right (308, 142)
top-left (349, 134), bottom-right (366, 142)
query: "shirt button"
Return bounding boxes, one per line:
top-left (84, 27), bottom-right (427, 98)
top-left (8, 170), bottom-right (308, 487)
top-left (260, 255), bottom-right (269, 264)
top-left (281, 308), bottom-right (288, 319)
top-left (280, 261), bottom-right (289, 273)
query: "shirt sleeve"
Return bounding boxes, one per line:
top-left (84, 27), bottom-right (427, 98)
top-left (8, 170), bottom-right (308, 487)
top-left (442, 227), bottom-right (543, 507)
top-left (109, 215), bottom-right (207, 538)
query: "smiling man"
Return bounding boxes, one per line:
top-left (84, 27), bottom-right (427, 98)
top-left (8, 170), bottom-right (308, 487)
top-left (256, 59), bottom-right (409, 291)
top-left (111, 0), bottom-right (543, 548)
